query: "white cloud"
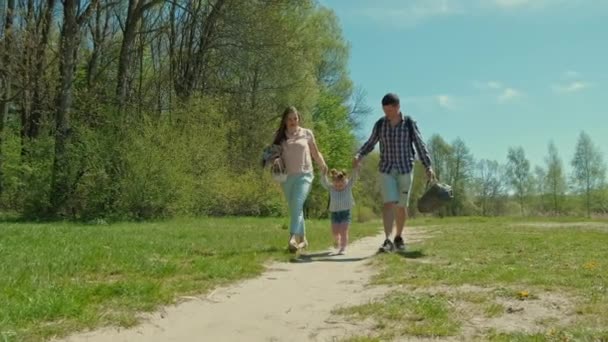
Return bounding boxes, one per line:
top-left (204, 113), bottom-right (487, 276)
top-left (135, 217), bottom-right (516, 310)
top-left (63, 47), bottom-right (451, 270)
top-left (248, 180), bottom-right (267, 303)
top-left (487, 81), bottom-right (503, 89)
top-left (474, 80), bottom-right (523, 103)
top-left (552, 81), bottom-right (590, 93)
top-left (403, 94), bottom-right (458, 111)
top-left (498, 87), bottom-right (522, 103)
top-left (436, 95), bottom-right (455, 109)
top-left (473, 80), bottom-right (504, 90)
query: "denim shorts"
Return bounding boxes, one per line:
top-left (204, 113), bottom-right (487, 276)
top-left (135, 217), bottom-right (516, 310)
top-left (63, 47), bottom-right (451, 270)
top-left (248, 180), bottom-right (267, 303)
top-left (330, 210), bottom-right (351, 224)
top-left (381, 169), bottom-right (413, 207)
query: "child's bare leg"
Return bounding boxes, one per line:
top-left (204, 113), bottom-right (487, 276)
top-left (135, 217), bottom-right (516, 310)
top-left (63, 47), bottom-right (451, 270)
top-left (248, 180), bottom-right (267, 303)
top-left (343, 224), bottom-right (350, 248)
top-left (338, 223), bottom-right (349, 252)
top-left (332, 224), bottom-right (341, 248)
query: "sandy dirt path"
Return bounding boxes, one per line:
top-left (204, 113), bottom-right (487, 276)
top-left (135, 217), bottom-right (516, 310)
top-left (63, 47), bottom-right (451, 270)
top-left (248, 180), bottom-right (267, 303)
top-left (58, 231), bottom-right (396, 342)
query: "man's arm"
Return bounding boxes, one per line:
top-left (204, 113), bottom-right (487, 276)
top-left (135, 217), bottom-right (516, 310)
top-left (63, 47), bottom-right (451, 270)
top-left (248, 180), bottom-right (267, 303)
top-left (353, 119), bottom-right (381, 167)
top-left (410, 119), bottom-right (434, 177)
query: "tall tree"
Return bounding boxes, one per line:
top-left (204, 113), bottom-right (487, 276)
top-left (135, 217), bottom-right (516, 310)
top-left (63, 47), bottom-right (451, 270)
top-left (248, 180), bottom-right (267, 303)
top-left (28, 0), bottom-right (56, 139)
top-left (86, 0), bottom-right (117, 89)
top-left (168, 0), bottom-right (228, 101)
top-left (0, 0), bottom-right (16, 195)
top-left (571, 131), bottom-right (607, 217)
top-left (116, 0), bottom-right (165, 111)
top-left (50, 0), bottom-right (98, 214)
top-left (446, 138), bottom-right (474, 216)
top-left (506, 146), bottom-right (532, 215)
top-left (475, 159), bottom-right (505, 216)
top-left (545, 142), bottom-right (566, 215)
top-left (428, 134), bottom-right (453, 182)
top-left (533, 165), bottom-right (547, 214)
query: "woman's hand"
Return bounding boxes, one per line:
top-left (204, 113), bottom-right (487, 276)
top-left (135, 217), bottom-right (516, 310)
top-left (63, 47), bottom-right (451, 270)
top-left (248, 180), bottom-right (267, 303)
top-left (320, 162), bottom-right (328, 174)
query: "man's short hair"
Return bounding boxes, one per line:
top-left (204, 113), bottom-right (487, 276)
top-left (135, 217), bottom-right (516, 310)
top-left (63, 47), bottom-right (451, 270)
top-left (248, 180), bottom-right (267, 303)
top-left (381, 93), bottom-right (400, 106)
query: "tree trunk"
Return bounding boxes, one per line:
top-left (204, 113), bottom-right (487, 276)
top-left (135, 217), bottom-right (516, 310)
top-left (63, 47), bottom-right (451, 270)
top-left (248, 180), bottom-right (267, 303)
top-left (28, 0), bottom-right (56, 139)
top-left (586, 177), bottom-right (591, 218)
top-left (86, 0), bottom-right (110, 88)
top-left (171, 0), bottom-right (227, 99)
top-left (50, 0), bottom-right (82, 214)
top-left (115, 0), bottom-right (139, 112)
top-left (116, 0), bottom-right (163, 112)
top-left (0, 0), bottom-right (16, 195)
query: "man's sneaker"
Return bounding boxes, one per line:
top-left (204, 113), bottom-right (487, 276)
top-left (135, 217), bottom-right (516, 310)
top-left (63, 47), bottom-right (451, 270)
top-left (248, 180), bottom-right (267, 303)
top-left (378, 239), bottom-right (394, 253)
top-left (394, 236), bottom-right (406, 251)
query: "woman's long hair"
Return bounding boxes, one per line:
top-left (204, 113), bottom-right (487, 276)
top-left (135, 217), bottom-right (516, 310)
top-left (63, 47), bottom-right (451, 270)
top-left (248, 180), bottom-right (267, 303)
top-left (273, 106), bottom-right (299, 145)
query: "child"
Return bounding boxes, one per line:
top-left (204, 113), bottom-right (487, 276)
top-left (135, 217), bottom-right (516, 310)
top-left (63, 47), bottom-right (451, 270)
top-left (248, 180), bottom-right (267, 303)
top-left (321, 168), bottom-right (358, 254)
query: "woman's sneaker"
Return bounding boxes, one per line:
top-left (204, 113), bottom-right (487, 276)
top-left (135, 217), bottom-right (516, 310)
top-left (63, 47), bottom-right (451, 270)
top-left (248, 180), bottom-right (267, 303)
top-left (394, 236), bottom-right (406, 251)
top-left (378, 239), bottom-right (394, 253)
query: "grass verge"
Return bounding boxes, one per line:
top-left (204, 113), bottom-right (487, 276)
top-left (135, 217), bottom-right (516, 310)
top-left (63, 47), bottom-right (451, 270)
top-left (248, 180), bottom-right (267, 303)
top-left (336, 217), bottom-right (608, 341)
top-left (0, 217), bottom-right (380, 341)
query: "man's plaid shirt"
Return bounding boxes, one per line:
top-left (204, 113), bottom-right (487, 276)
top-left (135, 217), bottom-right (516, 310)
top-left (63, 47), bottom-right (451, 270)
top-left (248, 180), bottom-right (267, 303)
top-left (356, 114), bottom-right (432, 174)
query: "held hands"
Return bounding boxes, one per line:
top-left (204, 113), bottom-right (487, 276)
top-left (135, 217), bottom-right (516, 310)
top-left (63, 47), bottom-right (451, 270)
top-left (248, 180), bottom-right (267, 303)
top-left (426, 167), bottom-right (437, 182)
top-left (320, 162), bottom-right (328, 175)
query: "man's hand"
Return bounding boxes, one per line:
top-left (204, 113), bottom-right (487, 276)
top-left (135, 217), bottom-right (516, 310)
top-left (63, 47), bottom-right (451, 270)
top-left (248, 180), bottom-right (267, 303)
top-left (426, 168), bottom-right (436, 182)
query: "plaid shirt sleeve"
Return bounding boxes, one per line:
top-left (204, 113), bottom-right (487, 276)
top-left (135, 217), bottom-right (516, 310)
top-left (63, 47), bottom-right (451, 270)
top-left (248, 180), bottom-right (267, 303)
top-left (356, 119), bottom-right (381, 159)
top-left (410, 119), bottom-right (432, 169)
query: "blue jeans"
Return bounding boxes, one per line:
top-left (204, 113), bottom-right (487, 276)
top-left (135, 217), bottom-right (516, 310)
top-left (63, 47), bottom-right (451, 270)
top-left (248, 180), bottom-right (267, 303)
top-left (282, 173), bottom-right (313, 236)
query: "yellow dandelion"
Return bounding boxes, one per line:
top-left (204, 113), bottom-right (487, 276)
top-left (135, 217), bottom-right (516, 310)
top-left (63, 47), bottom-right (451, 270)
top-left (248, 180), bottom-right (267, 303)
top-left (583, 260), bottom-right (599, 270)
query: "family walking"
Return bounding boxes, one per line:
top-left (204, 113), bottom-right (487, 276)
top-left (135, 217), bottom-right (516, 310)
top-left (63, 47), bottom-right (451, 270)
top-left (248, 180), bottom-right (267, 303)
top-left (264, 93), bottom-right (436, 254)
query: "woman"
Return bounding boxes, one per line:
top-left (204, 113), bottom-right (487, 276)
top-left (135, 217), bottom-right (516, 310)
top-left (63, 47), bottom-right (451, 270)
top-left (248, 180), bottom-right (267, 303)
top-left (273, 106), bottom-right (327, 252)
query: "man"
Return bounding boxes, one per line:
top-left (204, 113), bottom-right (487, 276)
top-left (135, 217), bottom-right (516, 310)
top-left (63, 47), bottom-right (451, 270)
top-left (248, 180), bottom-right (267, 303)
top-left (353, 93), bottom-right (435, 252)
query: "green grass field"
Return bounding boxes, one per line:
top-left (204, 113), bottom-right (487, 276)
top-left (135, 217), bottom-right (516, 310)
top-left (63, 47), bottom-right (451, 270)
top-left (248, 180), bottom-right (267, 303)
top-left (4, 216), bottom-right (608, 342)
top-left (0, 217), bottom-right (380, 342)
top-left (336, 217), bottom-right (608, 341)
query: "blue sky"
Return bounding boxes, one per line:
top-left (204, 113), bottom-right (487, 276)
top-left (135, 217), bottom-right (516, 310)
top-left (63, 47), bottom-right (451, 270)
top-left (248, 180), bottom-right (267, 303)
top-left (319, 0), bottom-right (608, 173)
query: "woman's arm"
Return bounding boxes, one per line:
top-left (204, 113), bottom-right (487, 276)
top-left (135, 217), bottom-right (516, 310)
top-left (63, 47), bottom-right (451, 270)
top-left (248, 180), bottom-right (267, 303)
top-left (320, 172), bottom-right (331, 190)
top-left (307, 130), bottom-right (328, 173)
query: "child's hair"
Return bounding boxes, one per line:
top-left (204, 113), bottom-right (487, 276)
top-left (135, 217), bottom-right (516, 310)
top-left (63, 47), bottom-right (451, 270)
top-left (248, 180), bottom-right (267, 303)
top-left (329, 168), bottom-right (347, 181)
